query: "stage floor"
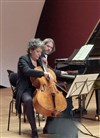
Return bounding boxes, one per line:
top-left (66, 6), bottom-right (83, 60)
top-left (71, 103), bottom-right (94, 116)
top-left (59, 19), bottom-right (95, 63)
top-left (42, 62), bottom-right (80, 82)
top-left (0, 88), bottom-right (100, 138)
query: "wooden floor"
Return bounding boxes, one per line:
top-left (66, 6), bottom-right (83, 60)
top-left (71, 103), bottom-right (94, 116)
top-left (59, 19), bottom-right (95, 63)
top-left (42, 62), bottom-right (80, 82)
top-left (0, 88), bottom-right (100, 138)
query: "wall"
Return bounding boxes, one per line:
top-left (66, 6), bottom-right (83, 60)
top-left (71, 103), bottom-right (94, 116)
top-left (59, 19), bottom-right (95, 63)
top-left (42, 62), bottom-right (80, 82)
top-left (35, 0), bottom-right (100, 67)
top-left (0, 0), bottom-right (45, 87)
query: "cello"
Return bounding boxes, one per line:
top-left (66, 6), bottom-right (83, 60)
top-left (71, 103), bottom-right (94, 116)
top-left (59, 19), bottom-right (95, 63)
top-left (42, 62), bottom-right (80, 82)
top-left (30, 61), bottom-right (67, 117)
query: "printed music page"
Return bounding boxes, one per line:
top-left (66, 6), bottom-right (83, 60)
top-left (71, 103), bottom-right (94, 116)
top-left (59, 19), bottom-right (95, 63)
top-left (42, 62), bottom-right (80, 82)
top-left (72, 44), bottom-right (94, 61)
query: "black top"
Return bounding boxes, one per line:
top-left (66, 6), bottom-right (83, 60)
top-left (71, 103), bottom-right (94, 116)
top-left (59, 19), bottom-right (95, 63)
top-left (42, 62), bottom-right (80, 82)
top-left (15, 54), bottom-right (44, 113)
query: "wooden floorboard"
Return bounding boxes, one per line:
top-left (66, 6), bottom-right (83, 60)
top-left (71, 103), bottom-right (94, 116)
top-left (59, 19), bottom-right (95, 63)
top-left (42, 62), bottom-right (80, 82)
top-left (0, 88), bottom-right (100, 138)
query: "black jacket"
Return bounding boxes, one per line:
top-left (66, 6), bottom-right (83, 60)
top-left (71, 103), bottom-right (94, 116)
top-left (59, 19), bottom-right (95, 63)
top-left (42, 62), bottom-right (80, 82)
top-left (15, 54), bottom-right (44, 113)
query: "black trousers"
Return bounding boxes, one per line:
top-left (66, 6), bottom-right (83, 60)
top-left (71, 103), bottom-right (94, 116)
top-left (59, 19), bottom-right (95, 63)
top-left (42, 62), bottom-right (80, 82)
top-left (22, 91), bottom-right (37, 132)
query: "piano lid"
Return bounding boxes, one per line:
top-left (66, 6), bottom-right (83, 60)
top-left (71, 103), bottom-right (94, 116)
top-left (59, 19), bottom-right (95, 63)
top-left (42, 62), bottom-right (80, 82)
top-left (85, 19), bottom-right (100, 57)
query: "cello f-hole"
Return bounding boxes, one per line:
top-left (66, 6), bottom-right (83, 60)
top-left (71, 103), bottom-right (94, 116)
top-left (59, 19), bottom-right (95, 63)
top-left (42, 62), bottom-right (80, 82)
top-left (51, 93), bottom-right (56, 111)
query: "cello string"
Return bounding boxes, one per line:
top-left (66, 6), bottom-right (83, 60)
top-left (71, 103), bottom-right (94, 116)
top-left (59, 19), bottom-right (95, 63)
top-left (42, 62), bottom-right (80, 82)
top-left (40, 57), bottom-right (68, 94)
top-left (55, 83), bottom-right (67, 94)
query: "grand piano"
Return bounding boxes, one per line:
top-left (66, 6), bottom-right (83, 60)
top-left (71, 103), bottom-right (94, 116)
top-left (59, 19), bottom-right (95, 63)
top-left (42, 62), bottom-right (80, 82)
top-left (55, 19), bottom-right (100, 117)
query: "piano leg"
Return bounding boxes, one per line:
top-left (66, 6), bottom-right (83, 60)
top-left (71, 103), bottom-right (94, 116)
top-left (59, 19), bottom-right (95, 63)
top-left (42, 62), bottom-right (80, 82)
top-left (95, 89), bottom-right (100, 120)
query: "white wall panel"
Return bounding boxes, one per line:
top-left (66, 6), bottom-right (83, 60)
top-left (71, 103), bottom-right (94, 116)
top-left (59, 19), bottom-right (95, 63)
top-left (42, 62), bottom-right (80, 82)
top-left (0, 0), bottom-right (45, 87)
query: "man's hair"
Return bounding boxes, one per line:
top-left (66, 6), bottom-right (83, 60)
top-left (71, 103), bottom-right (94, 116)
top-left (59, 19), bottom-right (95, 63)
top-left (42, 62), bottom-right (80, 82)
top-left (27, 38), bottom-right (44, 54)
top-left (43, 38), bottom-right (56, 54)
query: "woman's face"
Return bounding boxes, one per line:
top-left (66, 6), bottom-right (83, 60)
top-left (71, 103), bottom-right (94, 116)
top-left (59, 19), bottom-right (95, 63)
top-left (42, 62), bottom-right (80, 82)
top-left (30, 47), bottom-right (42, 61)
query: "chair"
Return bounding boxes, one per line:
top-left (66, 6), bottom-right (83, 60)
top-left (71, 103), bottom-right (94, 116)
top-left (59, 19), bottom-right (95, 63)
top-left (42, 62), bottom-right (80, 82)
top-left (7, 69), bottom-right (26, 135)
top-left (7, 69), bottom-right (42, 135)
top-left (7, 70), bottom-right (17, 112)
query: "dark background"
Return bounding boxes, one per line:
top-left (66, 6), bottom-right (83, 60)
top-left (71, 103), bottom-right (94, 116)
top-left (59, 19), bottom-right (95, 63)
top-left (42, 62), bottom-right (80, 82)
top-left (35, 0), bottom-right (100, 67)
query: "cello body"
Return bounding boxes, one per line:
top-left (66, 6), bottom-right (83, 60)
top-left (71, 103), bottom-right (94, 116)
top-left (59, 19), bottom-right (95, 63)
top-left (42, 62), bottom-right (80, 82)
top-left (30, 66), bottom-right (67, 117)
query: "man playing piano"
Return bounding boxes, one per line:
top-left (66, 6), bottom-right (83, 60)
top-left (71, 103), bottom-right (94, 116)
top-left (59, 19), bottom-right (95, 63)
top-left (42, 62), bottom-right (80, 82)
top-left (42, 38), bottom-right (79, 134)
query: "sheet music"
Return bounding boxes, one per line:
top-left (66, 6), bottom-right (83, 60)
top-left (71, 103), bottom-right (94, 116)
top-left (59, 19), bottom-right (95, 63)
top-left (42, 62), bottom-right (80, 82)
top-left (72, 44), bottom-right (94, 61)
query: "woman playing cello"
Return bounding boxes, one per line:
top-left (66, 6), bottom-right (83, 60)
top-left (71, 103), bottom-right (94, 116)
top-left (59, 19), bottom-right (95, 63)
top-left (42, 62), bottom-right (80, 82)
top-left (15, 38), bottom-right (53, 138)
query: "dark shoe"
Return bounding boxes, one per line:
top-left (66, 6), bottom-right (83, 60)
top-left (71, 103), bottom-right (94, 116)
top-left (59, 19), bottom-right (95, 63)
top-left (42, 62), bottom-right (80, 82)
top-left (72, 108), bottom-right (87, 118)
top-left (32, 130), bottom-right (38, 138)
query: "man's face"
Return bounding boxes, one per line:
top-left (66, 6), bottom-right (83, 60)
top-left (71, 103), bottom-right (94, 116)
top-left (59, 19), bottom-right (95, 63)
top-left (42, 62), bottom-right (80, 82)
top-left (44, 42), bottom-right (53, 55)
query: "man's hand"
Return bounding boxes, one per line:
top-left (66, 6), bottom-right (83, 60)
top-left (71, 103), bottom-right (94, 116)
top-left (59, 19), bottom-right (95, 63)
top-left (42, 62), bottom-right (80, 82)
top-left (61, 71), bottom-right (68, 75)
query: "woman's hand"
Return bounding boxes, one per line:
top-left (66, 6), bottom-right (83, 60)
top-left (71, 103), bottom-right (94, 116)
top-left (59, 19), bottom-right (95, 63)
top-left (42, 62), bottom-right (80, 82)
top-left (44, 72), bottom-right (53, 80)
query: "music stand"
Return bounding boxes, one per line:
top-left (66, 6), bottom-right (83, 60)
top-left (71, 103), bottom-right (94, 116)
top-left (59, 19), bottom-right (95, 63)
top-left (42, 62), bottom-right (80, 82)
top-left (66, 73), bottom-right (99, 116)
top-left (66, 73), bottom-right (99, 138)
top-left (66, 73), bottom-right (99, 97)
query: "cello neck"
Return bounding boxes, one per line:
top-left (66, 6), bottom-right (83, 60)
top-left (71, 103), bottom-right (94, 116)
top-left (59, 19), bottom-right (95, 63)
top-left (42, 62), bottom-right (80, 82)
top-left (41, 57), bottom-right (48, 73)
top-left (42, 62), bottom-right (48, 73)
